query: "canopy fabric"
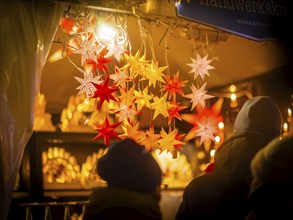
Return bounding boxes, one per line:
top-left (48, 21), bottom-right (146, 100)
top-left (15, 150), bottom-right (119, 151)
top-left (0, 1), bottom-right (64, 219)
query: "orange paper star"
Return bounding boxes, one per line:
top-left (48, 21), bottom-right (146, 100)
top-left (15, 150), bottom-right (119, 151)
top-left (162, 71), bottom-right (187, 99)
top-left (182, 98), bottom-right (224, 141)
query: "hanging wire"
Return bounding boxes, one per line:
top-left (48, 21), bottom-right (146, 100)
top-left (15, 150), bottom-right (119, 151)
top-left (137, 18), bottom-right (147, 57)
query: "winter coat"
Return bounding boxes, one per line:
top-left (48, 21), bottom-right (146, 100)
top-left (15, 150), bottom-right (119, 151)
top-left (83, 187), bottom-right (162, 220)
top-left (176, 96), bottom-right (282, 220)
top-left (246, 135), bottom-right (293, 220)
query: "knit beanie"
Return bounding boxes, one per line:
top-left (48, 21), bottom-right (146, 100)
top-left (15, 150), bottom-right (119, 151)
top-left (97, 138), bottom-right (162, 194)
top-left (234, 96), bottom-right (282, 139)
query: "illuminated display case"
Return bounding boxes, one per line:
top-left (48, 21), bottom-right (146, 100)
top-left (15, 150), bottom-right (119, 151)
top-left (17, 131), bottom-right (106, 199)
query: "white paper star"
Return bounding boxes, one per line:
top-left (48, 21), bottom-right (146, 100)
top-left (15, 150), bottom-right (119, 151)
top-left (195, 118), bottom-right (218, 145)
top-left (186, 53), bottom-right (215, 80)
top-left (74, 73), bottom-right (103, 98)
top-left (109, 65), bottom-right (129, 87)
top-left (185, 83), bottom-right (214, 110)
top-left (115, 102), bottom-right (138, 123)
top-left (73, 33), bottom-right (101, 66)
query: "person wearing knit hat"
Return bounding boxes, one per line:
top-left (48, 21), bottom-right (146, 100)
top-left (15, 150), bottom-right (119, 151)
top-left (84, 138), bottom-right (163, 220)
top-left (176, 96), bottom-right (282, 220)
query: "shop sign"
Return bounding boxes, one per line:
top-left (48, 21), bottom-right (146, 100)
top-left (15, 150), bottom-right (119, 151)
top-left (176, 0), bottom-right (291, 41)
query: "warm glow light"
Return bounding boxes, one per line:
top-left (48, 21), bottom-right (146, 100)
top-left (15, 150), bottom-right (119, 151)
top-left (84, 99), bottom-right (89, 105)
top-left (230, 93), bottom-right (238, 108)
top-left (197, 151), bottom-right (206, 159)
top-left (210, 149), bottom-right (216, 157)
top-left (97, 23), bottom-right (116, 42)
top-left (288, 108), bottom-right (292, 117)
top-left (230, 93), bottom-right (237, 102)
top-left (218, 122), bottom-right (224, 130)
top-left (283, 122), bottom-right (288, 132)
top-left (200, 164), bottom-right (207, 171)
top-left (229, 84), bottom-right (237, 93)
top-left (215, 136), bottom-right (220, 143)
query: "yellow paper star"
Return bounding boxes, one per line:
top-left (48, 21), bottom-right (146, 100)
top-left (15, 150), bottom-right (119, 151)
top-left (119, 122), bottom-right (143, 143)
top-left (133, 87), bottom-right (153, 111)
top-left (157, 128), bottom-right (186, 153)
top-left (123, 50), bottom-right (148, 79)
top-left (151, 93), bottom-right (172, 120)
top-left (140, 126), bottom-right (160, 152)
top-left (144, 59), bottom-right (167, 88)
top-left (118, 86), bottom-right (136, 105)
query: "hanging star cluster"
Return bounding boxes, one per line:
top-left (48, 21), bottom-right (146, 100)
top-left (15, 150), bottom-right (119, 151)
top-left (50, 8), bottom-right (221, 153)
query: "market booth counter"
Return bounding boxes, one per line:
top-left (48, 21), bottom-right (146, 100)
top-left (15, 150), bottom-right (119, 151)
top-left (11, 131), bottom-right (193, 220)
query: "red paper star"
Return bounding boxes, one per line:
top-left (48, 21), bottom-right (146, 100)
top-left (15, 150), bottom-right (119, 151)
top-left (168, 99), bottom-right (188, 125)
top-left (93, 117), bottom-right (122, 146)
top-left (92, 75), bottom-right (118, 109)
top-left (174, 132), bottom-right (186, 151)
top-left (85, 47), bottom-right (113, 72)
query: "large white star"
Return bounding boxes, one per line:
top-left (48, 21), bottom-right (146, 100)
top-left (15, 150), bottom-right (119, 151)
top-left (195, 118), bottom-right (218, 145)
top-left (185, 83), bottom-right (214, 110)
top-left (186, 53), bottom-right (215, 80)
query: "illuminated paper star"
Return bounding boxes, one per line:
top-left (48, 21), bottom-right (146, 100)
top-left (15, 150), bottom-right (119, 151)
top-left (115, 102), bottom-right (138, 123)
top-left (186, 53), bottom-right (215, 80)
top-left (185, 82), bottom-right (214, 110)
top-left (60, 17), bottom-right (76, 34)
top-left (157, 128), bottom-right (186, 153)
top-left (118, 86), bottom-right (136, 105)
top-left (174, 132), bottom-right (186, 151)
top-left (119, 122), bottom-right (143, 143)
top-left (140, 126), bottom-right (160, 152)
top-left (110, 65), bottom-right (129, 88)
top-left (167, 100), bottom-right (188, 125)
top-left (123, 50), bottom-right (148, 79)
top-left (85, 47), bottom-right (112, 72)
top-left (74, 72), bottom-right (103, 98)
top-left (133, 87), bottom-right (153, 111)
top-left (92, 75), bottom-right (118, 108)
top-left (106, 40), bottom-right (127, 62)
top-left (182, 98), bottom-right (224, 141)
top-left (161, 71), bottom-right (187, 99)
top-left (144, 59), bottom-right (167, 88)
top-left (151, 93), bottom-right (172, 120)
top-left (73, 32), bottom-right (100, 66)
top-left (195, 118), bottom-right (218, 145)
top-left (93, 117), bottom-right (122, 146)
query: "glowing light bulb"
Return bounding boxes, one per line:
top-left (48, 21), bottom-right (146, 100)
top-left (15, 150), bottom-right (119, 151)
top-left (283, 122), bottom-right (288, 133)
top-left (230, 93), bottom-right (238, 108)
top-left (218, 122), bottom-right (224, 130)
top-left (229, 84), bottom-right (237, 93)
top-left (97, 23), bottom-right (116, 42)
top-left (215, 136), bottom-right (220, 144)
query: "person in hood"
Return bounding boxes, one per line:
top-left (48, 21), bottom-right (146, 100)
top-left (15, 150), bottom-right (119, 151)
top-left (83, 138), bottom-right (163, 220)
top-left (246, 135), bottom-right (293, 220)
top-left (176, 96), bottom-right (282, 220)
